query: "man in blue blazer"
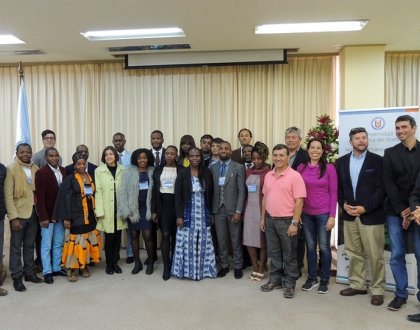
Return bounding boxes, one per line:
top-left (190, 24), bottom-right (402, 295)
top-left (336, 127), bottom-right (386, 306)
top-left (210, 141), bottom-right (246, 279)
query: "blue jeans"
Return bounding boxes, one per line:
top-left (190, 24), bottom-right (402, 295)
top-left (41, 222), bottom-right (65, 275)
top-left (387, 215), bottom-right (420, 300)
top-left (302, 213), bottom-right (332, 283)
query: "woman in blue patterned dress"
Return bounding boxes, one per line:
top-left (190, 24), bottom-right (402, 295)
top-left (172, 147), bottom-right (216, 280)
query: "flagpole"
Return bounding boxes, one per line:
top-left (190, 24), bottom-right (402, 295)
top-left (15, 62), bottom-right (31, 148)
top-left (18, 61), bottom-right (24, 81)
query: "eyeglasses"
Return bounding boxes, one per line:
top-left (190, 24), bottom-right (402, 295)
top-left (43, 136), bottom-right (56, 140)
top-left (349, 127), bottom-right (367, 136)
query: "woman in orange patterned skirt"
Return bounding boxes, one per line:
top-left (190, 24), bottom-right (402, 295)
top-left (55, 152), bottom-right (101, 282)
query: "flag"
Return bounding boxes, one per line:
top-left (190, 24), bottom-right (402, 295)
top-left (15, 78), bottom-right (31, 147)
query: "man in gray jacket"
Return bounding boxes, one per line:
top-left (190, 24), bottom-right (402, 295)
top-left (210, 141), bottom-right (246, 279)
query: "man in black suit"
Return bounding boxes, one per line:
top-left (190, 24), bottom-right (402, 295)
top-left (150, 130), bottom-right (165, 167)
top-left (64, 144), bottom-right (97, 179)
top-left (285, 126), bottom-right (308, 277)
top-left (148, 130), bottom-right (166, 265)
top-left (231, 128), bottom-right (253, 163)
top-left (383, 115), bottom-right (420, 312)
top-left (336, 127), bottom-right (386, 306)
top-left (211, 141), bottom-right (246, 279)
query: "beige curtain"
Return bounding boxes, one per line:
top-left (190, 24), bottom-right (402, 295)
top-left (0, 56), bottom-right (334, 166)
top-left (385, 52), bottom-right (420, 107)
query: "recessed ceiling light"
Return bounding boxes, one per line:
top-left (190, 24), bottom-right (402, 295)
top-left (255, 20), bottom-right (368, 34)
top-left (81, 28), bottom-right (185, 41)
top-left (0, 35), bottom-right (25, 45)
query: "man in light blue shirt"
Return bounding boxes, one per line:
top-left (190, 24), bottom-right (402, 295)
top-left (112, 132), bottom-right (133, 262)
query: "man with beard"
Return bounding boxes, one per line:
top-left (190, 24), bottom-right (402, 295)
top-left (211, 141), bottom-right (246, 279)
top-left (200, 134), bottom-right (214, 161)
top-left (336, 127), bottom-right (386, 306)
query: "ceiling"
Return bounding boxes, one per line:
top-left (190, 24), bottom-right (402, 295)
top-left (1, 0), bottom-right (420, 64)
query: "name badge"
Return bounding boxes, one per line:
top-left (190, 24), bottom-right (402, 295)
top-left (163, 180), bottom-right (174, 189)
top-left (84, 186), bottom-right (93, 195)
top-left (219, 177), bottom-right (226, 186)
top-left (247, 184), bottom-right (257, 193)
top-left (139, 181), bottom-right (149, 190)
top-left (192, 181), bottom-right (201, 192)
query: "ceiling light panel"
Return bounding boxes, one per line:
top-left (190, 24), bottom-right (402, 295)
top-left (81, 28), bottom-right (185, 41)
top-left (255, 20), bottom-right (368, 34)
top-left (0, 35), bottom-right (25, 44)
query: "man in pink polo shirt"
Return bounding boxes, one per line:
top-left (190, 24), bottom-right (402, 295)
top-left (260, 144), bottom-right (306, 298)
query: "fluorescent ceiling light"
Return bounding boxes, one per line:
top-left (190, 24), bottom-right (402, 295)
top-left (81, 28), bottom-right (185, 41)
top-left (255, 20), bottom-right (368, 34)
top-left (0, 34), bottom-right (25, 45)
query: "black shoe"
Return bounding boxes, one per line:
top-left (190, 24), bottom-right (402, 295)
top-left (145, 256), bottom-right (158, 265)
top-left (234, 269), bottom-right (243, 279)
top-left (126, 256), bottom-right (134, 264)
top-left (24, 274), bottom-right (44, 283)
top-left (217, 267), bottom-right (230, 278)
top-left (163, 268), bottom-right (171, 281)
top-left (44, 274), bottom-right (54, 284)
top-left (387, 296), bottom-right (407, 311)
top-left (241, 260), bottom-right (252, 270)
top-left (113, 264), bottom-right (122, 274)
top-left (52, 269), bottom-right (67, 277)
top-left (105, 265), bottom-right (114, 275)
top-left (13, 278), bottom-right (27, 292)
top-left (34, 260), bottom-right (43, 274)
top-left (408, 313), bottom-right (420, 323)
top-left (146, 263), bottom-right (154, 275)
top-left (132, 261), bottom-right (143, 274)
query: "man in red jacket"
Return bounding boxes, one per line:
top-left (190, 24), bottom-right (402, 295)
top-left (35, 147), bottom-right (66, 284)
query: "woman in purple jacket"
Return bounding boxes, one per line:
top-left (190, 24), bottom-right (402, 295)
top-left (297, 138), bottom-right (337, 294)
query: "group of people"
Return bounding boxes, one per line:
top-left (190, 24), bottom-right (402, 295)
top-left (1, 115), bottom-right (420, 323)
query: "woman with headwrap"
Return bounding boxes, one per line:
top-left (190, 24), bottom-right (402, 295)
top-left (55, 152), bottom-right (102, 282)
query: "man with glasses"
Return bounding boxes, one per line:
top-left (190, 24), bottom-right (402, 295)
top-left (336, 127), bottom-right (386, 306)
top-left (32, 130), bottom-right (62, 168)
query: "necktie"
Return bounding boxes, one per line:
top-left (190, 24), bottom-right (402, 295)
top-left (119, 153), bottom-right (123, 165)
top-left (155, 152), bottom-right (160, 167)
top-left (220, 162), bottom-right (226, 177)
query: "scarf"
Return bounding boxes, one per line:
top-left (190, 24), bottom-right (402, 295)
top-left (14, 158), bottom-right (38, 199)
top-left (74, 172), bottom-right (95, 224)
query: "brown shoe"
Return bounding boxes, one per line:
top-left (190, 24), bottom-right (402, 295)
top-left (67, 270), bottom-right (78, 282)
top-left (340, 287), bottom-right (368, 296)
top-left (80, 267), bottom-right (90, 278)
top-left (371, 295), bottom-right (384, 306)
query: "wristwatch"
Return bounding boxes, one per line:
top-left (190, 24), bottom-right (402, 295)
top-left (291, 219), bottom-right (299, 227)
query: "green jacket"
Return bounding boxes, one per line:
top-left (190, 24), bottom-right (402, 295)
top-left (94, 164), bottom-right (127, 233)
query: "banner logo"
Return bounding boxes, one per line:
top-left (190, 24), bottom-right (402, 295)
top-left (371, 117), bottom-right (385, 130)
